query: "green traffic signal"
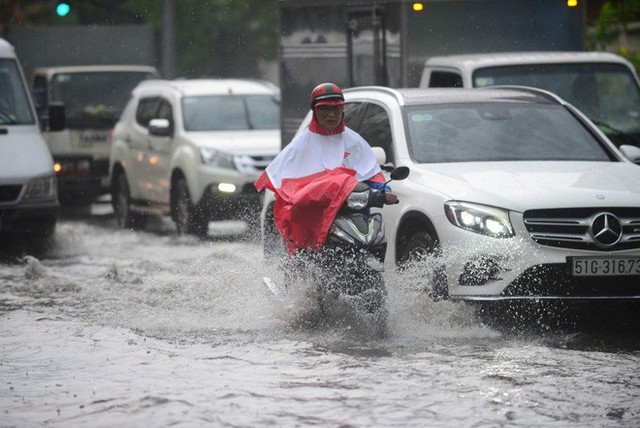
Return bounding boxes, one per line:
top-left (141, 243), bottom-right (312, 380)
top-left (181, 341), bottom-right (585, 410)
top-left (56, 2), bottom-right (70, 17)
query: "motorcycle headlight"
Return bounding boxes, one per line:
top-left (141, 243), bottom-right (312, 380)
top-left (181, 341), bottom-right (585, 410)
top-left (445, 201), bottom-right (514, 238)
top-left (23, 175), bottom-right (57, 200)
top-left (346, 189), bottom-right (370, 210)
top-left (200, 148), bottom-right (236, 170)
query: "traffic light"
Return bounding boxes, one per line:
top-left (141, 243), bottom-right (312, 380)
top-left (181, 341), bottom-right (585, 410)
top-left (56, 2), bottom-right (71, 17)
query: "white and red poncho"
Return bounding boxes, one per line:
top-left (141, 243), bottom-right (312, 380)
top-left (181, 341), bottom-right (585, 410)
top-left (254, 119), bottom-right (385, 254)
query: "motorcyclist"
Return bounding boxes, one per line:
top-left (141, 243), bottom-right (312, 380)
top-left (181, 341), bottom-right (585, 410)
top-left (255, 82), bottom-right (397, 254)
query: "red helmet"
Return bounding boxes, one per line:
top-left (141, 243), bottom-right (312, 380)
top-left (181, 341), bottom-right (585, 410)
top-left (310, 83), bottom-right (345, 108)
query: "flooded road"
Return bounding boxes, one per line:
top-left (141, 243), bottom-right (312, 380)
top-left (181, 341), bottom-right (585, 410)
top-left (1, 205), bottom-right (639, 427)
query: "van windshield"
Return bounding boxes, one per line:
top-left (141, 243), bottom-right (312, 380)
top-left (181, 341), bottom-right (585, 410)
top-left (473, 63), bottom-right (640, 147)
top-left (51, 71), bottom-right (157, 129)
top-left (0, 59), bottom-right (35, 125)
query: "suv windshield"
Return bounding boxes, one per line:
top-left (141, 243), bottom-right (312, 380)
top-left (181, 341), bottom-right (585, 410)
top-left (182, 95), bottom-right (279, 131)
top-left (405, 103), bottom-right (613, 163)
top-left (51, 71), bottom-right (157, 129)
top-left (0, 59), bottom-right (35, 125)
top-left (473, 63), bottom-right (640, 146)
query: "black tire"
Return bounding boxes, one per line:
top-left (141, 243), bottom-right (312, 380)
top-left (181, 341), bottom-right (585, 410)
top-left (172, 177), bottom-right (208, 237)
top-left (112, 172), bottom-right (146, 230)
top-left (398, 230), bottom-right (448, 300)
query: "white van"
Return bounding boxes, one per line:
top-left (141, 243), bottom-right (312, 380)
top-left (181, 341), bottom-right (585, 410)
top-left (0, 38), bottom-right (61, 241)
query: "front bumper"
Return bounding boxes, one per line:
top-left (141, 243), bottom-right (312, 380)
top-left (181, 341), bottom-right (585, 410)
top-left (197, 181), bottom-right (263, 222)
top-left (0, 200), bottom-right (59, 238)
top-left (54, 156), bottom-right (110, 200)
top-left (440, 212), bottom-right (640, 301)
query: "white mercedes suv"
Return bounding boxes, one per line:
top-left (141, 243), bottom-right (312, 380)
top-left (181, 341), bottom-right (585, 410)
top-left (109, 78), bottom-right (280, 236)
top-left (261, 86), bottom-right (640, 301)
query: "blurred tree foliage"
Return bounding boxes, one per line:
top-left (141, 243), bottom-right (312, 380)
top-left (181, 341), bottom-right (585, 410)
top-left (588, 0), bottom-right (640, 71)
top-left (1, 0), bottom-right (279, 79)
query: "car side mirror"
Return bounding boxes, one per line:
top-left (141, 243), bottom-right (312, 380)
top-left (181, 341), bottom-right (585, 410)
top-left (148, 118), bottom-right (172, 137)
top-left (619, 145), bottom-right (640, 164)
top-left (390, 166), bottom-right (410, 181)
top-left (48, 102), bottom-right (66, 132)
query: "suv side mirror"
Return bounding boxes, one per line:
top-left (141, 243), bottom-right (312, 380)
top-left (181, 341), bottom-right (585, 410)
top-left (148, 118), bottom-right (172, 137)
top-left (48, 102), bottom-right (66, 132)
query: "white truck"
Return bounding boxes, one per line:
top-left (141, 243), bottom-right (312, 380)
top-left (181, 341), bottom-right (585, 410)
top-left (420, 51), bottom-right (640, 151)
top-left (31, 65), bottom-right (159, 205)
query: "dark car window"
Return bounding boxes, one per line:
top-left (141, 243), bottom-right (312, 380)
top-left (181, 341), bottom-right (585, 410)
top-left (357, 103), bottom-right (394, 163)
top-left (343, 102), bottom-right (365, 128)
top-left (155, 98), bottom-right (173, 121)
top-left (51, 71), bottom-right (157, 129)
top-left (405, 102), bottom-right (613, 163)
top-left (429, 71), bottom-right (463, 88)
top-left (136, 97), bottom-right (159, 127)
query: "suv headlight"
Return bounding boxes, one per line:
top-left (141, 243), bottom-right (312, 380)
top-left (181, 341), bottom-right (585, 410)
top-left (346, 189), bottom-right (370, 210)
top-left (200, 148), bottom-right (236, 170)
top-left (445, 201), bottom-right (514, 238)
top-left (23, 175), bottom-right (57, 200)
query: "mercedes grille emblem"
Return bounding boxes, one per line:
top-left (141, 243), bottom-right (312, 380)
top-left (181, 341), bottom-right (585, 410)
top-left (590, 212), bottom-right (623, 247)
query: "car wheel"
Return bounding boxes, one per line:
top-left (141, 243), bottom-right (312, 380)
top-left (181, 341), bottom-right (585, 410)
top-left (112, 172), bottom-right (146, 230)
top-left (398, 230), bottom-right (448, 300)
top-left (172, 178), bottom-right (208, 237)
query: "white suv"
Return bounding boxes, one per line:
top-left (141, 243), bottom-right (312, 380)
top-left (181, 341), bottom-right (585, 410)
top-left (262, 86), bottom-right (640, 301)
top-left (109, 79), bottom-right (280, 235)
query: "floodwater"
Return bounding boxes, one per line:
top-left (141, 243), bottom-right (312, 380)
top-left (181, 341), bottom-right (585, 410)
top-left (1, 204), bottom-right (639, 427)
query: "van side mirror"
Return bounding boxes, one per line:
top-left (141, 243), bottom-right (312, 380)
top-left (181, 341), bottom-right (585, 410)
top-left (48, 102), bottom-right (66, 132)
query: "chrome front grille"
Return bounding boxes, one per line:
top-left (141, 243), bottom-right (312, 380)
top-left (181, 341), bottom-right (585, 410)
top-left (523, 208), bottom-right (640, 251)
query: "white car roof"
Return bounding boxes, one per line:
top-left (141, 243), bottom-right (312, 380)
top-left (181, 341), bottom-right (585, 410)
top-left (32, 64), bottom-right (159, 77)
top-left (424, 51), bottom-right (633, 70)
top-left (133, 78), bottom-right (279, 97)
top-left (0, 38), bottom-right (15, 58)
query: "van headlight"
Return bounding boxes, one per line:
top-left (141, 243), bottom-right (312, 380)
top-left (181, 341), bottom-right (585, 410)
top-left (445, 201), bottom-right (514, 238)
top-left (200, 148), bottom-right (235, 170)
top-left (346, 189), bottom-right (370, 210)
top-left (23, 175), bottom-right (57, 200)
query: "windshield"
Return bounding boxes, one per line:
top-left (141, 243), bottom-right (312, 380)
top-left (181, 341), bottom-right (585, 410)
top-left (404, 103), bottom-right (613, 163)
top-left (473, 63), bottom-right (640, 145)
top-left (51, 71), bottom-right (157, 129)
top-left (0, 59), bottom-right (35, 125)
top-left (182, 95), bottom-right (280, 131)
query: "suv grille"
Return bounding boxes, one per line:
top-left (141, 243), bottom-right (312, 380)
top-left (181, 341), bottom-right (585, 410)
top-left (235, 155), bottom-right (275, 175)
top-left (0, 185), bottom-right (22, 203)
top-left (523, 208), bottom-right (640, 251)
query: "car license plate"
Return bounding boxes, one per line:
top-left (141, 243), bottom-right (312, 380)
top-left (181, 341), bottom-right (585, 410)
top-left (571, 257), bottom-right (640, 276)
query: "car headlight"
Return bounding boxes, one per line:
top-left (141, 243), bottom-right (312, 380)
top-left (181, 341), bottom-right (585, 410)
top-left (23, 175), bottom-right (57, 200)
top-left (444, 201), bottom-right (514, 238)
top-left (346, 189), bottom-right (370, 210)
top-left (200, 148), bottom-right (235, 170)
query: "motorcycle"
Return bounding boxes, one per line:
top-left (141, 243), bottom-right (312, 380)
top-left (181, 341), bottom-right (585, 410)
top-left (264, 166), bottom-right (410, 336)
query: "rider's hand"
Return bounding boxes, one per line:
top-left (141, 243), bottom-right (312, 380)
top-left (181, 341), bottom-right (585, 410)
top-left (385, 192), bottom-right (398, 205)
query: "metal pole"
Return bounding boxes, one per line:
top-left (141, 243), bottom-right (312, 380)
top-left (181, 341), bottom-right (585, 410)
top-left (162, 0), bottom-right (177, 79)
